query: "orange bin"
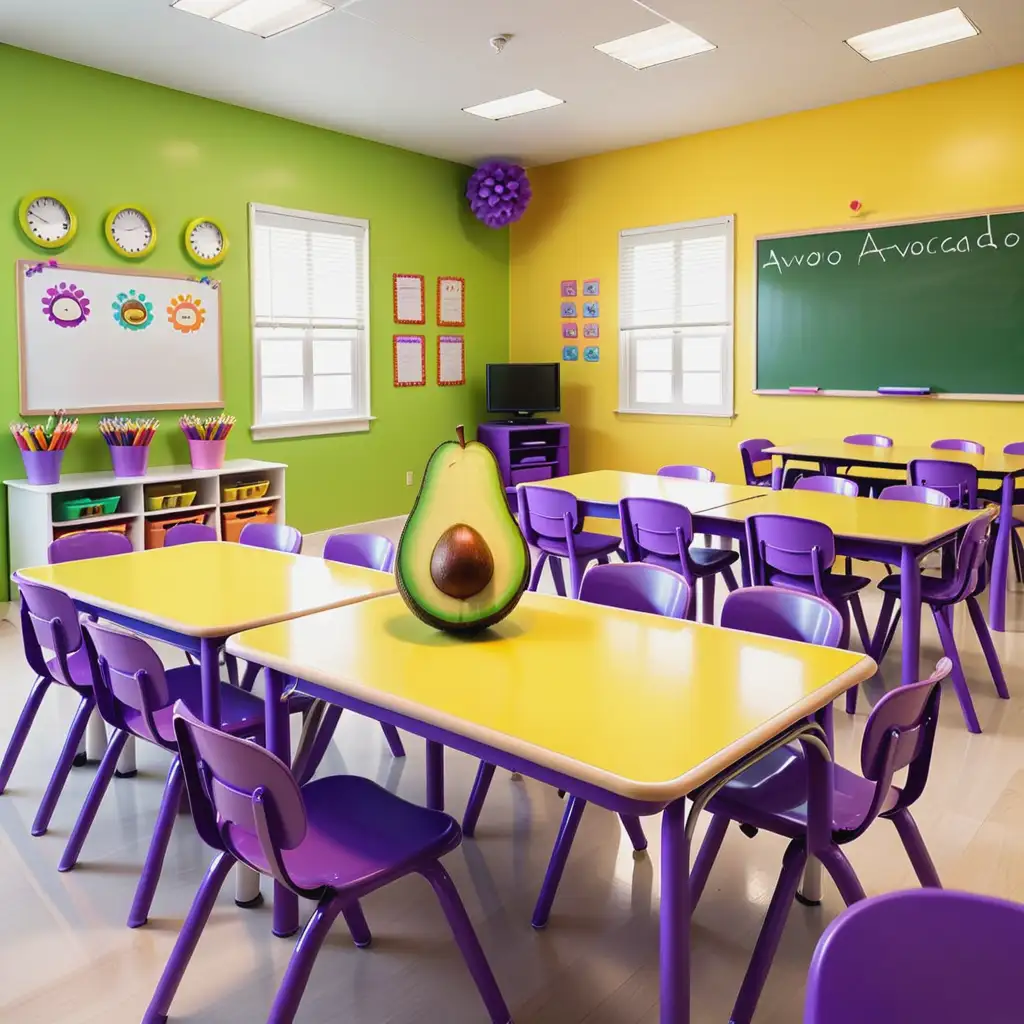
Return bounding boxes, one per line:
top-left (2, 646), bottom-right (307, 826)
top-left (146, 511), bottom-right (208, 550)
top-left (54, 522), bottom-right (129, 542)
top-left (222, 504), bottom-right (275, 543)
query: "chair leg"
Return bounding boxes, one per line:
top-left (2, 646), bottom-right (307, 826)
top-left (966, 595), bottom-right (1010, 699)
top-left (700, 574), bottom-right (716, 625)
top-left (596, 554), bottom-right (610, 566)
top-left (817, 844), bottom-right (867, 906)
top-left (462, 762), bottom-right (496, 838)
top-left (849, 594), bottom-right (872, 653)
top-left (340, 901), bottom-right (372, 948)
top-left (532, 795), bottom-right (587, 929)
top-left (292, 704), bottom-right (342, 785)
top-left (380, 723), bottom-right (406, 758)
top-left (1011, 530), bottom-right (1023, 583)
top-left (142, 851), bottom-right (236, 1024)
top-left (225, 654), bottom-right (240, 688)
top-left (836, 599), bottom-right (851, 649)
top-left (880, 607), bottom-right (902, 662)
top-left (722, 564), bottom-right (739, 592)
top-left (33, 696), bottom-right (97, 837)
top-left (421, 862), bottom-right (512, 1024)
top-left (932, 605), bottom-right (982, 733)
top-left (729, 838), bottom-right (807, 1024)
top-left (689, 814), bottom-right (729, 909)
top-left (870, 592), bottom-right (898, 665)
top-left (889, 808), bottom-right (942, 888)
top-left (426, 740), bottom-right (445, 811)
top-left (128, 757), bottom-right (185, 927)
top-left (548, 557), bottom-right (567, 597)
top-left (619, 814), bottom-right (647, 853)
top-left (58, 728), bottom-right (129, 869)
top-left (528, 552), bottom-right (547, 592)
top-left (567, 557), bottom-right (586, 600)
top-left (240, 662), bottom-right (261, 692)
top-left (0, 676), bottom-right (51, 794)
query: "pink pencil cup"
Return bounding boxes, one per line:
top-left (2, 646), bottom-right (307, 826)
top-left (188, 438), bottom-right (226, 470)
top-left (109, 445), bottom-right (150, 478)
top-left (21, 449), bottom-right (65, 485)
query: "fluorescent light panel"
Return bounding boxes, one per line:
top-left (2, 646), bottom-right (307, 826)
top-left (595, 21), bottom-right (716, 70)
top-left (172, 0), bottom-right (334, 38)
top-left (846, 7), bottom-right (978, 62)
top-left (463, 89), bottom-right (564, 121)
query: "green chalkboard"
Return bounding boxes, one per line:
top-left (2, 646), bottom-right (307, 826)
top-left (756, 210), bottom-right (1024, 395)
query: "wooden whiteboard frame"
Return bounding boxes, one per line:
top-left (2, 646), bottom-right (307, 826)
top-left (17, 259), bottom-right (224, 414)
top-left (751, 203), bottom-right (1024, 402)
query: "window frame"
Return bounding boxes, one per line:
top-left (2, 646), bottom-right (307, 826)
top-left (617, 214), bottom-right (735, 419)
top-left (248, 202), bottom-right (373, 441)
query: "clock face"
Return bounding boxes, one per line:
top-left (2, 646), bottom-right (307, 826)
top-left (110, 207), bottom-right (154, 256)
top-left (26, 196), bottom-right (72, 245)
top-left (189, 220), bottom-right (224, 262)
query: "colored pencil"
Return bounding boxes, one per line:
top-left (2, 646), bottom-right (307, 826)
top-left (10, 413), bottom-right (79, 452)
top-left (99, 417), bottom-right (159, 447)
top-left (179, 414), bottom-right (235, 441)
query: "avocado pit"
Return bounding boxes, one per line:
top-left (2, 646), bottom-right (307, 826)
top-left (430, 524), bottom-right (494, 599)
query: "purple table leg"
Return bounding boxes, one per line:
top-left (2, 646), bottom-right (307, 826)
top-left (199, 637), bottom-right (222, 727)
top-left (264, 668), bottom-right (299, 937)
top-left (426, 740), bottom-right (445, 811)
top-left (660, 798), bottom-right (690, 1024)
top-left (989, 474), bottom-right (1014, 632)
top-left (900, 544), bottom-right (922, 687)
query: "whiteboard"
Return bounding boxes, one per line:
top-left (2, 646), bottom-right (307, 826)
top-left (17, 260), bottom-right (223, 414)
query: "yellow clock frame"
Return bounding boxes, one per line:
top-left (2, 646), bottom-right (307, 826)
top-left (104, 206), bottom-right (158, 259)
top-left (18, 193), bottom-right (78, 250)
top-left (184, 216), bottom-right (228, 267)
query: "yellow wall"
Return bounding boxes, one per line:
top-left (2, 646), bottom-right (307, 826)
top-left (510, 65), bottom-right (1024, 483)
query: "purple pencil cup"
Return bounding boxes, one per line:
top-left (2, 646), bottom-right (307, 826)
top-left (188, 438), bottom-right (226, 470)
top-left (21, 449), bottom-right (65, 485)
top-left (109, 444), bottom-right (150, 478)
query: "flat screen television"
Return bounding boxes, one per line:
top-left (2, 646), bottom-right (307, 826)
top-left (486, 363), bottom-right (560, 422)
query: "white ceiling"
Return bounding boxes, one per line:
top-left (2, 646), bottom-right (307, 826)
top-left (2, 1), bottom-right (1023, 166)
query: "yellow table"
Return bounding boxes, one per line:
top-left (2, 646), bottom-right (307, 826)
top-left (228, 591), bottom-right (874, 1024)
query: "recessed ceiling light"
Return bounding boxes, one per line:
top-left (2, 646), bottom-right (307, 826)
top-left (595, 21), bottom-right (716, 70)
top-left (846, 7), bottom-right (978, 62)
top-left (171, 0), bottom-right (334, 39)
top-left (463, 90), bottom-right (565, 121)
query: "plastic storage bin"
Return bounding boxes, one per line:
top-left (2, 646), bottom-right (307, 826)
top-left (145, 486), bottom-right (197, 512)
top-left (145, 511), bottom-right (208, 549)
top-left (222, 480), bottom-right (270, 502)
top-left (56, 495), bottom-right (122, 520)
top-left (222, 504), bottom-right (275, 543)
top-left (54, 522), bottom-right (129, 541)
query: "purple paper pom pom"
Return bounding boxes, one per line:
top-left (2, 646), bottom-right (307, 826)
top-left (466, 161), bottom-right (532, 228)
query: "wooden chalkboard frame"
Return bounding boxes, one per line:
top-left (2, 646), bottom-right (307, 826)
top-left (752, 203), bottom-right (1024, 402)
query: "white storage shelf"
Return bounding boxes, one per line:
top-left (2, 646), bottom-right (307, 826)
top-left (4, 458), bottom-right (287, 577)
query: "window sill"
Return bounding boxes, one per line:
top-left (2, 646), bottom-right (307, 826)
top-left (615, 407), bottom-right (735, 420)
top-left (251, 416), bottom-right (375, 441)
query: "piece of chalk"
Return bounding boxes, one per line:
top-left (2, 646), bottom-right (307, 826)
top-left (788, 386), bottom-right (821, 393)
top-left (877, 387), bottom-right (931, 395)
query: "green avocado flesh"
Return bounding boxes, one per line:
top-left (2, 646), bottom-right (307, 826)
top-left (397, 438), bottom-right (530, 630)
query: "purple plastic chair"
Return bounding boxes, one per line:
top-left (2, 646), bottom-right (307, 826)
top-left (518, 486), bottom-right (620, 599)
top-left (793, 475), bottom-right (859, 498)
top-left (909, 458), bottom-right (978, 508)
top-left (838, 435), bottom-right (896, 498)
top-left (844, 433), bottom-right (893, 447)
top-left (144, 704), bottom-right (510, 1024)
top-left (462, 562), bottom-right (690, 930)
top-left (60, 617), bottom-right (265, 928)
top-left (691, 658), bottom-right (951, 1024)
top-left (657, 464), bottom-right (715, 482)
top-left (163, 522), bottom-right (217, 546)
top-left (870, 513), bottom-right (1007, 733)
top-left (932, 437), bottom-right (984, 454)
top-left (239, 521), bottom-right (303, 553)
top-left (739, 439), bottom-right (775, 487)
top-left (990, 441), bottom-right (1024, 582)
top-left (1, 530), bottom-right (134, 835)
top-left (323, 532), bottom-right (395, 572)
top-left (619, 496), bottom-right (738, 624)
top-left (720, 586), bottom-right (843, 647)
top-left (878, 484), bottom-right (951, 507)
top-left (805, 889), bottom-right (1024, 1024)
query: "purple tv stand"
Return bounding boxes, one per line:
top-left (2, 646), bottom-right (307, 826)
top-left (476, 421), bottom-right (570, 505)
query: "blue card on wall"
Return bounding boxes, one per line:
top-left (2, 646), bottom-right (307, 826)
top-left (583, 345), bottom-right (600, 362)
top-left (583, 301), bottom-right (599, 318)
top-left (562, 345), bottom-right (579, 361)
top-left (560, 301), bottom-right (577, 318)
top-left (583, 279), bottom-right (600, 296)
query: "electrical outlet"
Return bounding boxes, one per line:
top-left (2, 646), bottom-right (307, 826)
top-left (406, 470), bottom-right (414, 486)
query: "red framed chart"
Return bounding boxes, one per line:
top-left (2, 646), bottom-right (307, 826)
top-left (436, 276), bottom-right (465, 327)
top-left (393, 335), bottom-right (426, 386)
top-left (437, 335), bottom-right (465, 386)
top-left (393, 273), bottom-right (425, 324)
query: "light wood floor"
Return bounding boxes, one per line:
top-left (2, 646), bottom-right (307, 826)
top-left (1, 544), bottom-right (1022, 1023)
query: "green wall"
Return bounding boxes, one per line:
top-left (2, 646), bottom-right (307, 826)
top-left (0, 44), bottom-right (509, 585)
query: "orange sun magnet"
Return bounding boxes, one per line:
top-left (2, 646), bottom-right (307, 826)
top-left (167, 293), bottom-right (206, 334)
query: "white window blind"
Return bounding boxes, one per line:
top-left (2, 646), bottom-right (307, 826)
top-left (250, 203), bottom-right (371, 439)
top-left (618, 215), bottom-right (734, 417)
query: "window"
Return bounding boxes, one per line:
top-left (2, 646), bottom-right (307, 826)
top-left (618, 215), bottom-right (734, 417)
top-left (249, 203), bottom-right (371, 439)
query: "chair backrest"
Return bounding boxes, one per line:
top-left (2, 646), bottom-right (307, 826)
top-left (931, 438), bottom-right (984, 454)
top-left (48, 530), bottom-right (133, 564)
top-left (239, 522), bottom-right (302, 554)
top-left (579, 563), bottom-right (691, 619)
top-left (944, 512), bottom-right (994, 603)
top-left (17, 578), bottom-right (86, 688)
top-left (619, 497), bottom-right (694, 579)
top-left (746, 514), bottom-right (836, 592)
top-left (1003, 441), bottom-right (1024, 456)
top-left (81, 618), bottom-right (173, 743)
top-left (517, 486), bottom-right (581, 544)
top-left (738, 438), bottom-right (774, 485)
top-left (657, 464), bottom-right (715, 483)
top-left (805, 889), bottom-right (1024, 1024)
top-left (908, 459), bottom-right (978, 508)
top-left (720, 587), bottom-right (843, 647)
top-left (164, 522), bottom-right (218, 547)
top-left (794, 475), bottom-right (859, 498)
top-left (879, 484), bottom-right (950, 507)
top-left (323, 532), bottom-right (395, 572)
top-left (843, 433), bottom-right (893, 447)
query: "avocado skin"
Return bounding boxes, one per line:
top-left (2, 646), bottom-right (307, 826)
top-left (396, 436), bottom-right (529, 634)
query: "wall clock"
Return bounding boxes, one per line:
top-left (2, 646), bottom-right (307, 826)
top-left (19, 194), bottom-right (77, 249)
top-left (184, 217), bottom-right (228, 266)
top-left (105, 206), bottom-right (157, 258)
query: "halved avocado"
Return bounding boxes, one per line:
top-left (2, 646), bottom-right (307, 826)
top-left (396, 425), bottom-right (530, 633)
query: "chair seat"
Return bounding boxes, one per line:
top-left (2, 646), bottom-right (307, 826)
top-left (878, 572), bottom-right (960, 605)
top-left (708, 746), bottom-right (898, 837)
top-left (770, 571), bottom-right (871, 599)
top-left (689, 546), bottom-right (740, 574)
top-left (123, 666), bottom-right (265, 744)
top-left (228, 774), bottom-right (461, 892)
top-left (537, 531), bottom-right (621, 560)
